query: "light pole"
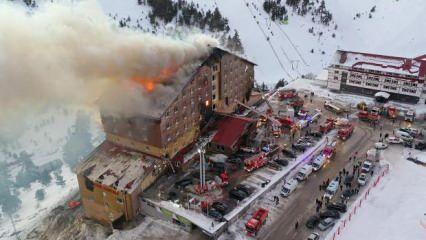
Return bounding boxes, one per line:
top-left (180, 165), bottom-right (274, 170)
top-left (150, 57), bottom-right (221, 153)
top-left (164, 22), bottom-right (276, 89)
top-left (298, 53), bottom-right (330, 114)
top-left (197, 147), bottom-right (206, 191)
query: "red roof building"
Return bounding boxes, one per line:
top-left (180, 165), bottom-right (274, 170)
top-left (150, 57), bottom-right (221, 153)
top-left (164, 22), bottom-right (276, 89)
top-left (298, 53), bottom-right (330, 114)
top-left (209, 115), bottom-right (255, 153)
top-left (327, 50), bottom-right (426, 104)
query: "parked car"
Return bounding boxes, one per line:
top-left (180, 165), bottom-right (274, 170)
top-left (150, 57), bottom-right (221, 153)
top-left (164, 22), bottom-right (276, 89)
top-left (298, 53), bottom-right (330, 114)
top-left (341, 189), bottom-right (355, 200)
top-left (386, 136), bottom-right (404, 144)
top-left (318, 218), bottom-right (335, 231)
top-left (307, 232), bottom-right (320, 240)
top-left (375, 142), bottom-right (388, 149)
top-left (319, 210), bottom-right (340, 219)
top-left (235, 184), bottom-right (253, 196)
top-left (415, 140), bottom-right (426, 150)
top-left (326, 202), bottom-right (347, 213)
top-left (292, 144), bottom-right (307, 152)
top-left (229, 189), bottom-right (248, 201)
top-left (282, 148), bottom-right (297, 158)
top-left (361, 161), bottom-right (373, 173)
top-left (305, 215), bottom-right (320, 229)
top-left (268, 161), bottom-right (283, 171)
top-left (207, 209), bottom-right (223, 221)
top-left (212, 202), bottom-right (229, 215)
top-left (308, 131), bottom-right (323, 138)
top-left (358, 173), bottom-right (368, 186)
top-left (174, 178), bottom-right (193, 189)
top-left (274, 159), bottom-right (289, 166)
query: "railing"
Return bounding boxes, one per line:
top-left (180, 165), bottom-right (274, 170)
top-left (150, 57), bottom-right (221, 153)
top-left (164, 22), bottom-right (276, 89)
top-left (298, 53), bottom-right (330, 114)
top-left (328, 163), bottom-right (390, 240)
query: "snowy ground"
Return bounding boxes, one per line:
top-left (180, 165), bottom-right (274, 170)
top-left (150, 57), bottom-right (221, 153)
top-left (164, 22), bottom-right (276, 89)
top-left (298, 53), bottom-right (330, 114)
top-left (328, 146), bottom-right (426, 240)
top-left (0, 105), bottom-right (104, 239)
top-left (98, 0), bottom-right (426, 85)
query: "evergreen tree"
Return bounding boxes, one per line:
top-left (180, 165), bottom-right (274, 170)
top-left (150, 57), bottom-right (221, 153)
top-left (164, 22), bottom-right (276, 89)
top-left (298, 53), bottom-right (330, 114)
top-left (0, 161), bottom-right (21, 215)
top-left (232, 30), bottom-right (244, 53)
top-left (275, 79), bottom-right (286, 89)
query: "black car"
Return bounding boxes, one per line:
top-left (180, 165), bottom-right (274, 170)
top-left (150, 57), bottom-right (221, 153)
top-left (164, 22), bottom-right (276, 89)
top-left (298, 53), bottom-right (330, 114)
top-left (403, 140), bottom-right (413, 148)
top-left (174, 178), bottom-right (193, 189)
top-left (212, 202), bottom-right (229, 215)
top-left (207, 209), bottom-right (223, 221)
top-left (235, 184), bottom-right (252, 196)
top-left (319, 210), bottom-right (340, 219)
top-left (229, 189), bottom-right (248, 201)
top-left (274, 159), bottom-right (289, 167)
top-left (308, 131), bottom-right (323, 138)
top-left (305, 215), bottom-right (320, 229)
top-left (341, 189), bottom-right (355, 200)
top-left (415, 141), bottom-right (426, 150)
top-left (292, 143), bottom-right (307, 152)
top-left (282, 148), bottom-right (297, 158)
top-left (326, 202), bottom-right (347, 213)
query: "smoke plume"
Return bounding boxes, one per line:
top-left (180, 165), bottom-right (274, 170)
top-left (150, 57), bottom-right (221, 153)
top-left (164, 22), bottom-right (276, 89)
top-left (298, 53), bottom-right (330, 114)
top-left (0, 1), bottom-right (217, 134)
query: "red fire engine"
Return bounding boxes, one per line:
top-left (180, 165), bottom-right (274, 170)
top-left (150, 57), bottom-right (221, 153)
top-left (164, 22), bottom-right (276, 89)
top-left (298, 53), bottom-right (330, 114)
top-left (338, 124), bottom-right (354, 140)
top-left (387, 106), bottom-right (397, 119)
top-left (322, 141), bottom-right (337, 159)
top-left (244, 154), bottom-right (267, 172)
top-left (278, 89), bottom-right (296, 100)
top-left (358, 109), bottom-right (379, 122)
top-left (245, 208), bottom-right (269, 236)
top-left (319, 118), bottom-right (335, 133)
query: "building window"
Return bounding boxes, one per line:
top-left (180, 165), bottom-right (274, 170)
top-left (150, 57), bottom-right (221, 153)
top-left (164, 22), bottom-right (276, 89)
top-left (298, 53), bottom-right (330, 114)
top-left (334, 76), bottom-right (338, 80)
top-left (117, 198), bottom-right (123, 205)
top-left (212, 75), bottom-right (216, 81)
top-left (85, 178), bottom-right (94, 192)
top-left (225, 97), bottom-right (229, 105)
top-left (212, 94), bottom-right (216, 100)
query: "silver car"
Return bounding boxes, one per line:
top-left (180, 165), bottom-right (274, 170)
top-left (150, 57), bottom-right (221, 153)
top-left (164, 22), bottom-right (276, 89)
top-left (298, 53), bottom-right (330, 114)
top-left (318, 217), bottom-right (335, 231)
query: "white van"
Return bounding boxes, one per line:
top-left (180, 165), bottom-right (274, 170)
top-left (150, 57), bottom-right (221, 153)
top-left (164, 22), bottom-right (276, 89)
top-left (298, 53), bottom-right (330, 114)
top-left (281, 179), bottom-right (298, 197)
top-left (394, 130), bottom-right (413, 142)
top-left (324, 180), bottom-right (339, 200)
top-left (296, 165), bottom-right (313, 181)
top-left (312, 155), bottom-right (326, 171)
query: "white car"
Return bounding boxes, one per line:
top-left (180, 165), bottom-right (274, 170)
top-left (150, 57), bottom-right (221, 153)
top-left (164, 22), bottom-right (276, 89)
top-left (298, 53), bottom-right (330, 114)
top-left (375, 142), bottom-right (388, 149)
top-left (358, 173), bottom-right (368, 186)
top-left (386, 136), bottom-right (403, 144)
top-left (361, 160), bottom-right (373, 173)
top-left (308, 232), bottom-right (320, 240)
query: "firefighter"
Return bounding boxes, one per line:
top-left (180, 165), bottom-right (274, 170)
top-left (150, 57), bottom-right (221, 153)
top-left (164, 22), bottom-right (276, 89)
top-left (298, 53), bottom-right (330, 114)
top-left (295, 221), bottom-right (299, 230)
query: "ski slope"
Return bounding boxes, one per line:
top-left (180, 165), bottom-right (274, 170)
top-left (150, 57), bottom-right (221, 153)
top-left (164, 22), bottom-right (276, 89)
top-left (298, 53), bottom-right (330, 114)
top-left (99, 0), bottom-right (426, 85)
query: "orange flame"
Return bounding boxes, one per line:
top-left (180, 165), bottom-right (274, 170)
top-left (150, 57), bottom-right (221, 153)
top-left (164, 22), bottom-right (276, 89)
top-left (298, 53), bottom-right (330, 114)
top-left (130, 66), bottom-right (178, 93)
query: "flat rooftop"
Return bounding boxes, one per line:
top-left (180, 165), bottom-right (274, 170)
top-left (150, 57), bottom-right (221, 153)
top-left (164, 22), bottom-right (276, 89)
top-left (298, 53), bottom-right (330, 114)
top-left (77, 141), bottom-right (160, 193)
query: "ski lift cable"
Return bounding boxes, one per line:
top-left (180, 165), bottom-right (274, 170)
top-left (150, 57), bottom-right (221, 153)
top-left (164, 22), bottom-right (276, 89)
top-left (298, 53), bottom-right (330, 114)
top-left (273, 17), bottom-right (310, 67)
top-left (243, 0), bottom-right (294, 79)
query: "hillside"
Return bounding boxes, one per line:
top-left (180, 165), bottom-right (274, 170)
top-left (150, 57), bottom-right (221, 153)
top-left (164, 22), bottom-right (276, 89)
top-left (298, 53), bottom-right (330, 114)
top-left (99, 0), bottom-right (426, 85)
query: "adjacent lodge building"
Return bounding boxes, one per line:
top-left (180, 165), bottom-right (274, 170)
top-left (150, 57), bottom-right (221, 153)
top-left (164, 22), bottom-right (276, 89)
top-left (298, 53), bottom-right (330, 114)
top-left (327, 50), bottom-right (426, 104)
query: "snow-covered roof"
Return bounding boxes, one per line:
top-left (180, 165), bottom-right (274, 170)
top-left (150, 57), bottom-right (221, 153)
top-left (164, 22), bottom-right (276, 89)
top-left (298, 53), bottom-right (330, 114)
top-left (374, 91), bottom-right (390, 99)
top-left (76, 141), bottom-right (159, 193)
top-left (333, 50), bottom-right (426, 78)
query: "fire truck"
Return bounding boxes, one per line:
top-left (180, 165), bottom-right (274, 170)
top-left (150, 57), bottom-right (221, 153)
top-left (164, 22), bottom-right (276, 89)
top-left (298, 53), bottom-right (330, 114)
top-left (278, 88), bottom-right (296, 100)
top-left (387, 106), bottom-right (397, 119)
top-left (319, 118), bottom-right (335, 133)
top-left (358, 109), bottom-right (379, 122)
top-left (338, 124), bottom-right (354, 140)
top-left (245, 208), bottom-right (269, 236)
top-left (244, 154), bottom-right (268, 172)
top-left (322, 141), bottom-right (337, 159)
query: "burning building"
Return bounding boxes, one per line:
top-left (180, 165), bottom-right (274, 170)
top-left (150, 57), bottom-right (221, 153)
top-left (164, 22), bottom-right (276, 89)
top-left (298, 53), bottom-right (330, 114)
top-left (100, 47), bottom-right (255, 160)
top-left (76, 47), bottom-right (255, 226)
